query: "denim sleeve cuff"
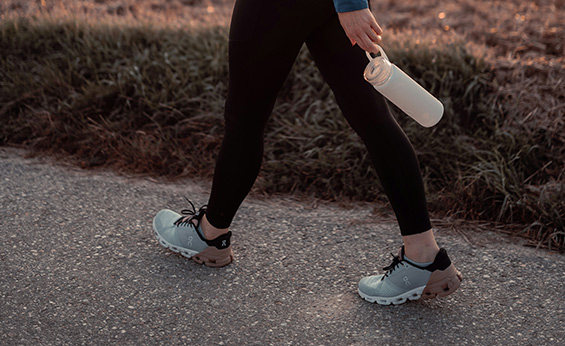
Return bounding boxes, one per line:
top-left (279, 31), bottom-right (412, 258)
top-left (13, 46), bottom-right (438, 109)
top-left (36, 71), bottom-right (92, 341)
top-left (333, 0), bottom-right (369, 13)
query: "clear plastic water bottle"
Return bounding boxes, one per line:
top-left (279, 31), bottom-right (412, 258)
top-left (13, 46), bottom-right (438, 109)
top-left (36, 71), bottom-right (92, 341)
top-left (364, 45), bottom-right (444, 128)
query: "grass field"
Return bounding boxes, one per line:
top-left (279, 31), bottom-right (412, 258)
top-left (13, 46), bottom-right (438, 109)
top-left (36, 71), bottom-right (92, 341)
top-left (1, 0), bottom-right (563, 250)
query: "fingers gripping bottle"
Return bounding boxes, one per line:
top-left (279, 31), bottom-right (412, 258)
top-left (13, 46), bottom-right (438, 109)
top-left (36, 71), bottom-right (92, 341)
top-left (364, 45), bottom-right (444, 127)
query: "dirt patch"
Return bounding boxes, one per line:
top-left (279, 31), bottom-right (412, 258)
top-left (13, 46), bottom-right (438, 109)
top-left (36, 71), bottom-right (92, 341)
top-left (1, 0), bottom-right (233, 26)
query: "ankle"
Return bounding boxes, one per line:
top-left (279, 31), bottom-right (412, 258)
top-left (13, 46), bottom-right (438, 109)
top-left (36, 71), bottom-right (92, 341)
top-left (404, 244), bottom-right (440, 263)
top-left (200, 214), bottom-right (229, 240)
top-left (402, 229), bottom-right (440, 263)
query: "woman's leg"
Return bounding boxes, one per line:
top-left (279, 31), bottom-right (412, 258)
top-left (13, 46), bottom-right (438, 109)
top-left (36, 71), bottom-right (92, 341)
top-left (204, 0), bottom-right (325, 235)
top-left (305, 13), bottom-right (461, 304)
top-left (305, 13), bottom-right (433, 241)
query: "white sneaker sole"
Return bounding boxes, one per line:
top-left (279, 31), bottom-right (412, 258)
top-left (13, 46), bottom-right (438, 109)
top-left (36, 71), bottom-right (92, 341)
top-left (358, 286), bottom-right (426, 305)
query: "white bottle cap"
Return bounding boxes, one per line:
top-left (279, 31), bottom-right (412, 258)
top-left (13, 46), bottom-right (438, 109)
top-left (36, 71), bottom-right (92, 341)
top-left (363, 46), bottom-right (393, 86)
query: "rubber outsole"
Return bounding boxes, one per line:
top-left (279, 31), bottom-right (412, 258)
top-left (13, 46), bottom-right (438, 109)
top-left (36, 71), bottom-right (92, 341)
top-left (153, 229), bottom-right (234, 268)
top-left (358, 286), bottom-right (426, 305)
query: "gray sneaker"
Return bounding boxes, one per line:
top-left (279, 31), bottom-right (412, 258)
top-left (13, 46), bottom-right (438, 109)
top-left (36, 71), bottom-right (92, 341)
top-left (152, 202), bottom-right (233, 267)
top-left (358, 247), bottom-right (462, 305)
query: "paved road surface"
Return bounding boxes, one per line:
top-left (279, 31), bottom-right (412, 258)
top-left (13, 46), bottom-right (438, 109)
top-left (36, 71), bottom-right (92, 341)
top-left (1, 148), bottom-right (563, 345)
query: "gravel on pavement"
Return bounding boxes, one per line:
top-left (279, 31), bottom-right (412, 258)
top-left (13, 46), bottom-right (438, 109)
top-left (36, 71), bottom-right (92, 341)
top-left (1, 148), bottom-right (563, 345)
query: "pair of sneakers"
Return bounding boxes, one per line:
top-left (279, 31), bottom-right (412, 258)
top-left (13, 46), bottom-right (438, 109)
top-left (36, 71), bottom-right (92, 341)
top-left (152, 203), bottom-right (462, 304)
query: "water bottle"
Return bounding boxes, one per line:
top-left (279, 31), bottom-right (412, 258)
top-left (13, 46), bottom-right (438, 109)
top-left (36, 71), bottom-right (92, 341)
top-left (364, 45), bottom-right (444, 127)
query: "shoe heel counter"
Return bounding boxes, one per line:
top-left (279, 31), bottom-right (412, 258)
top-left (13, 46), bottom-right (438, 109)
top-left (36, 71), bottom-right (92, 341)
top-left (428, 248), bottom-right (452, 271)
top-left (205, 231), bottom-right (232, 250)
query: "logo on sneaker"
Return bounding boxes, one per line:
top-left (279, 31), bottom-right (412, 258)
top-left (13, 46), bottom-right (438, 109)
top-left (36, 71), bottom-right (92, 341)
top-left (187, 236), bottom-right (193, 247)
top-left (221, 240), bottom-right (227, 247)
top-left (403, 276), bottom-right (411, 286)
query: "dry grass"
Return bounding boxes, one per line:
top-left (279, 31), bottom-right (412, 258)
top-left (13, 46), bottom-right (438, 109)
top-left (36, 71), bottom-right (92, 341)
top-left (1, 0), bottom-right (563, 250)
top-left (3, 0), bottom-right (562, 130)
top-left (3, 0), bottom-right (561, 140)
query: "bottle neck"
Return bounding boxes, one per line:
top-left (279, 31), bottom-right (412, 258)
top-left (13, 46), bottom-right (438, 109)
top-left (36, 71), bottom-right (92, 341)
top-left (364, 56), bottom-right (393, 86)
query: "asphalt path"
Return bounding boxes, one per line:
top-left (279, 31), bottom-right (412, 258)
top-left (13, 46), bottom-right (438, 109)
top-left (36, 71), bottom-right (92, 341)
top-left (1, 148), bottom-right (564, 345)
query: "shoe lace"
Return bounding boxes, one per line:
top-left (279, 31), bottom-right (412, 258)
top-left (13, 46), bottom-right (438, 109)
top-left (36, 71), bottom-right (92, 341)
top-left (173, 198), bottom-right (207, 227)
top-left (381, 253), bottom-right (403, 280)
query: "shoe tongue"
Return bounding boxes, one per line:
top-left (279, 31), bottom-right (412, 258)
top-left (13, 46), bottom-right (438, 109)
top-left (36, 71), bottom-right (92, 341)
top-left (403, 256), bottom-right (433, 267)
top-left (196, 223), bottom-right (206, 240)
top-left (399, 246), bottom-right (406, 260)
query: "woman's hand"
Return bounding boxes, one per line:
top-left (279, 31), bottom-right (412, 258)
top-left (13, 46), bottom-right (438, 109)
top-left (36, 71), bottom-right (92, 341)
top-left (337, 9), bottom-right (383, 54)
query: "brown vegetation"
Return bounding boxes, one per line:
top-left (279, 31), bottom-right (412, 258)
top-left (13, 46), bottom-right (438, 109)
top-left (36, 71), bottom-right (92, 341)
top-left (4, 0), bottom-right (562, 145)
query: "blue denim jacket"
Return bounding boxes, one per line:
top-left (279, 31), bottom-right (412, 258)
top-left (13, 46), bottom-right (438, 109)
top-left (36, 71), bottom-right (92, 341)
top-left (333, 0), bottom-right (368, 13)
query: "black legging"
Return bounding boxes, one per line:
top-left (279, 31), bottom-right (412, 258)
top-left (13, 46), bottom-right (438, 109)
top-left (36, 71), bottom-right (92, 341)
top-left (206, 0), bottom-right (432, 236)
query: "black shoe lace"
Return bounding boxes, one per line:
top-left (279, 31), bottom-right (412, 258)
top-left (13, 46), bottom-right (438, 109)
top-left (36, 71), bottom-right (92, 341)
top-left (381, 253), bottom-right (403, 280)
top-left (173, 198), bottom-right (207, 227)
